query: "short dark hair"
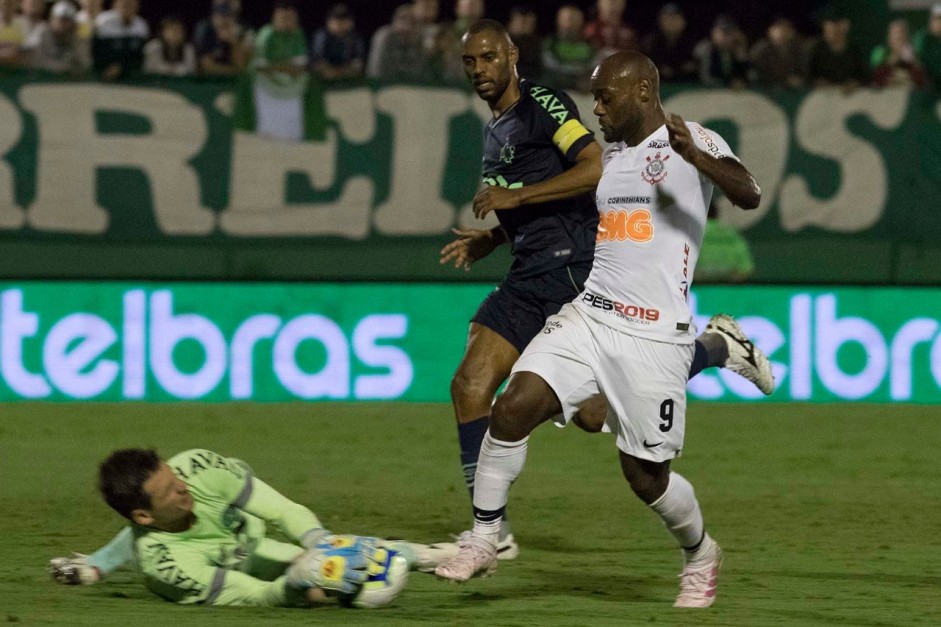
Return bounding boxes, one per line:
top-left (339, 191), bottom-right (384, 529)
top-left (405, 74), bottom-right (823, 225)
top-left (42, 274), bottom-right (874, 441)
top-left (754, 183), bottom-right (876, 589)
top-left (98, 448), bottom-right (161, 520)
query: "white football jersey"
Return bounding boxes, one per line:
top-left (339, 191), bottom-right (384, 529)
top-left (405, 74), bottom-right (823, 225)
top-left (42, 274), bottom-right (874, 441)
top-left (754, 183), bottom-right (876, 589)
top-left (575, 121), bottom-right (738, 344)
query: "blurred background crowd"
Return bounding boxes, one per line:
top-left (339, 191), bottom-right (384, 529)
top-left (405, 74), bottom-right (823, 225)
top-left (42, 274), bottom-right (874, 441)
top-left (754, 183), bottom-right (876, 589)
top-left (1, 0), bottom-right (939, 91)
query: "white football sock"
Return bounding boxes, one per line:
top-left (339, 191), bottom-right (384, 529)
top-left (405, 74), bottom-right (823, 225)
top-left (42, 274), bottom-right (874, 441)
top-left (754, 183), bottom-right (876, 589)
top-left (471, 432), bottom-right (529, 541)
top-left (648, 472), bottom-right (706, 554)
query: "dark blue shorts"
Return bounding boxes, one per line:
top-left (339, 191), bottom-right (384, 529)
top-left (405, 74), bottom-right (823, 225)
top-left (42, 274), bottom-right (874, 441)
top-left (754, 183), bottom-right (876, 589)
top-left (472, 260), bottom-right (593, 353)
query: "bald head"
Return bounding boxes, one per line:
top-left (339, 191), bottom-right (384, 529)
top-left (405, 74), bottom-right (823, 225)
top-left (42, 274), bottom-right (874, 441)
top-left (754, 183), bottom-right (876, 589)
top-left (590, 51), bottom-right (665, 144)
top-left (464, 18), bottom-right (514, 47)
top-left (593, 51), bottom-right (660, 95)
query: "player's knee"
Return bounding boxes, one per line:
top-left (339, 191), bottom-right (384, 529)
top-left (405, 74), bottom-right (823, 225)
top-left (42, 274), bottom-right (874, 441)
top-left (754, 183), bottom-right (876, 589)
top-left (620, 454), bottom-right (670, 504)
top-left (450, 368), bottom-right (494, 419)
top-left (490, 392), bottom-right (538, 441)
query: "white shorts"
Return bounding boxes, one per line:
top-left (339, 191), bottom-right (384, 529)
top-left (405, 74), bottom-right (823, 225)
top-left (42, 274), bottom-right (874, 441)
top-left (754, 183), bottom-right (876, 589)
top-left (511, 303), bottom-right (693, 462)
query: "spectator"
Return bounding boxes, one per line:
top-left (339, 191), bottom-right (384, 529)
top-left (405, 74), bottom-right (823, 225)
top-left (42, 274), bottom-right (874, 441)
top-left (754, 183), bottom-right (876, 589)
top-left (583, 0), bottom-right (637, 58)
top-left (749, 16), bottom-right (805, 88)
top-left (27, 0), bottom-right (90, 74)
top-left (250, 0), bottom-right (308, 141)
top-left (143, 15), bottom-right (196, 76)
top-left (542, 4), bottom-right (594, 92)
top-left (694, 202), bottom-right (755, 284)
top-left (451, 0), bottom-right (483, 36)
top-left (507, 4), bottom-right (541, 79)
top-left (426, 20), bottom-right (463, 84)
top-left (429, 0), bottom-right (484, 84)
top-left (871, 18), bottom-right (927, 88)
top-left (914, 3), bottom-right (941, 86)
top-left (367, 4), bottom-right (430, 81)
top-left (93, 0), bottom-right (149, 80)
top-left (194, 0), bottom-right (252, 76)
top-left (20, 0), bottom-right (45, 41)
top-left (694, 15), bottom-right (749, 88)
top-left (641, 3), bottom-right (696, 83)
top-left (0, 0), bottom-right (29, 67)
top-left (76, 0), bottom-right (101, 39)
top-left (806, 11), bottom-right (869, 90)
top-left (310, 3), bottom-right (364, 80)
top-left (412, 0), bottom-right (440, 50)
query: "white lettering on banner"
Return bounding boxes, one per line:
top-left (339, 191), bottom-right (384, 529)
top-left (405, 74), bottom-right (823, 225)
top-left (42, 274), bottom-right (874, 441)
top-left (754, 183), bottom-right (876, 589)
top-left (890, 319), bottom-right (938, 400)
top-left (221, 129), bottom-right (372, 238)
top-left (663, 90), bottom-right (788, 230)
top-left (123, 290), bottom-right (146, 398)
top-left (43, 313), bottom-right (118, 398)
top-left (1, 290), bottom-right (51, 398)
top-left (815, 294), bottom-right (887, 399)
top-left (780, 87), bottom-right (908, 233)
top-left (0, 94), bottom-right (26, 229)
top-left (690, 292), bottom-right (941, 401)
top-left (327, 88), bottom-right (375, 143)
top-left (373, 87), bottom-right (466, 234)
top-left (149, 291), bottom-right (228, 399)
top-left (352, 314), bottom-right (413, 399)
top-left (0, 288), bottom-right (417, 400)
top-left (230, 314), bottom-right (281, 399)
top-left (19, 85), bottom-right (214, 235)
top-left (789, 294), bottom-right (813, 400)
top-left (273, 315), bottom-right (349, 398)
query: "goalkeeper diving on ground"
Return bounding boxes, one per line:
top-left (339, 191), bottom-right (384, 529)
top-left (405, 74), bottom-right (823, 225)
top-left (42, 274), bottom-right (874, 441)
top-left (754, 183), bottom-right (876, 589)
top-left (48, 448), bottom-right (458, 608)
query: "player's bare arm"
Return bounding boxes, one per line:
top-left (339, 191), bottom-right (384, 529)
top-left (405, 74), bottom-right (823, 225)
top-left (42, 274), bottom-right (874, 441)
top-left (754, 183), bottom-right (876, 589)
top-left (472, 142), bottom-right (603, 219)
top-left (665, 113), bottom-right (761, 210)
top-left (439, 226), bottom-right (509, 271)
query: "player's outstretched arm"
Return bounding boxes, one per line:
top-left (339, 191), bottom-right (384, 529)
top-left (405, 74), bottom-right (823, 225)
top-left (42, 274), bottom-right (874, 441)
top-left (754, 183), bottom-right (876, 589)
top-left (665, 113), bottom-right (761, 210)
top-left (49, 526), bottom-right (136, 585)
top-left (472, 141), bottom-right (602, 219)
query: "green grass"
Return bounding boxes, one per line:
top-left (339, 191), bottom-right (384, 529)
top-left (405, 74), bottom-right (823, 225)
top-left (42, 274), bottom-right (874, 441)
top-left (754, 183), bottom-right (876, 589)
top-left (1, 403), bottom-right (940, 626)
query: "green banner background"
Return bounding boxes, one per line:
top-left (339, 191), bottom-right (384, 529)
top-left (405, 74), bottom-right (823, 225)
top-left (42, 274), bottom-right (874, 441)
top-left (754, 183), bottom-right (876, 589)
top-left (0, 281), bottom-right (939, 404)
top-left (0, 74), bottom-right (939, 284)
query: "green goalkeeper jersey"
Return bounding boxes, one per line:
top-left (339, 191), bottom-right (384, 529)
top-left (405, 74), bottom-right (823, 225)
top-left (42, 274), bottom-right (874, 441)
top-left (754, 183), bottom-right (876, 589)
top-left (132, 449), bottom-right (324, 607)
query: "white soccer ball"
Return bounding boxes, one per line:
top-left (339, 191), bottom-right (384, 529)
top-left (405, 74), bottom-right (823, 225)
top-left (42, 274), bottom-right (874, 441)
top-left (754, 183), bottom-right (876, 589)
top-left (346, 549), bottom-right (409, 609)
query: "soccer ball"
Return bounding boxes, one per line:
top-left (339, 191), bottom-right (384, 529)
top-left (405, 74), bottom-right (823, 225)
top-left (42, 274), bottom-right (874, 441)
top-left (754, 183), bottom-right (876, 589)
top-left (343, 548), bottom-right (409, 609)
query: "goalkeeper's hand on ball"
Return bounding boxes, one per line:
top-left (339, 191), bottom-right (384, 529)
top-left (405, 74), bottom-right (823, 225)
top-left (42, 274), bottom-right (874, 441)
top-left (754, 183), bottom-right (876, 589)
top-left (287, 545), bottom-right (377, 596)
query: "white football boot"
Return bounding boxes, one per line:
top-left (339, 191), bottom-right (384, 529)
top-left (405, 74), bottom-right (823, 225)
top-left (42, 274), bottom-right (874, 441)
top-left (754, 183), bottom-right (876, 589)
top-left (706, 313), bottom-right (775, 395)
top-left (674, 541), bottom-right (723, 608)
top-left (456, 528), bottom-right (519, 561)
top-left (434, 533), bottom-right (497, 582)
top-left (380, 540), bottom-right (460, 574)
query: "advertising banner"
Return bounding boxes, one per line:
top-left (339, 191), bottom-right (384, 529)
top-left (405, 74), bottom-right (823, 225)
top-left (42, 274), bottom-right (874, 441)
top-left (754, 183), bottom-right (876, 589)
top-left (0, 75), bottom-right (939, 283)
top-left (1, 282), bottom-right (938, 404)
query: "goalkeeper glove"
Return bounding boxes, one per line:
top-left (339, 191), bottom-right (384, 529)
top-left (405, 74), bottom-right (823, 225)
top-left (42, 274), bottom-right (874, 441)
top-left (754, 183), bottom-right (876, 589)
top-left (49, 554), bottom-right (102, 585)
top-left (286, 546), bottom-right (375, 596)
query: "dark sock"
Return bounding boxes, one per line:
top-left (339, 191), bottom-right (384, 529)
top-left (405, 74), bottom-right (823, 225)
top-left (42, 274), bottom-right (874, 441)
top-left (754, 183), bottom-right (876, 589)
top-left (688, 334), bottom-right (729, 379)
top-left (457, 416), bottom-right (489, 498)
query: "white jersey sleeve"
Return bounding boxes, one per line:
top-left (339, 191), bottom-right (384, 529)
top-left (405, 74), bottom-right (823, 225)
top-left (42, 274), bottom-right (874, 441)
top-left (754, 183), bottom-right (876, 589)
top-left (688, 122), bottom-right (739, 163)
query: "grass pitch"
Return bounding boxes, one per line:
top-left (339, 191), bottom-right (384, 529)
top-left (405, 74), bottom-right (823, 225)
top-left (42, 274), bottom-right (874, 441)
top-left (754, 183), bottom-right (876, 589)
top-left (1, 402), bottom-right (940, 626)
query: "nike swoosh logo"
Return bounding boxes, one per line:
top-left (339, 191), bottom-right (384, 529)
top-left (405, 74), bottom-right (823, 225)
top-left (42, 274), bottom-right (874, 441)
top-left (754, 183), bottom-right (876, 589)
top-left (643, 439), bottom-right (664, 448)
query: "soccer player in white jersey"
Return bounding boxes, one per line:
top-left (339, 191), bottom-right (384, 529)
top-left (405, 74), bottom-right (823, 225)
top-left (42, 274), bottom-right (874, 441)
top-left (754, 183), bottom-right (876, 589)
top-left (435, 51), bottom-right (762, 609)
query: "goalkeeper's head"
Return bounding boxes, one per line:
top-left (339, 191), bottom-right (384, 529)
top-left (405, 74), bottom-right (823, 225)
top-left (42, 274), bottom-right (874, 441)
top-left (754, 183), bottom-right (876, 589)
top-left (99, 449), bottom-right (195, 533)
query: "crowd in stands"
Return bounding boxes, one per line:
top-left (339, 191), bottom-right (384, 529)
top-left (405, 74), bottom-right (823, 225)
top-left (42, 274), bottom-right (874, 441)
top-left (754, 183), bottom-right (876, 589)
top-left (0, 0), bottom-right (940, 91)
